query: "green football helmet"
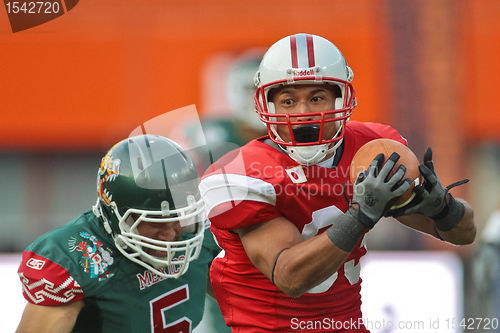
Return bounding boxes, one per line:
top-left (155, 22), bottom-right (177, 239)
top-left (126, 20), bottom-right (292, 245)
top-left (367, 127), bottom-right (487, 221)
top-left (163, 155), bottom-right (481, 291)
top-left (92, 134), bottom-right (205, 278)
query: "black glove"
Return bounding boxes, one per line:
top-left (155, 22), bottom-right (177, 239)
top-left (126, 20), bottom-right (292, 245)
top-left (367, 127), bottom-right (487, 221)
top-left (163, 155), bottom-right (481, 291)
top-left (326, 152), bottom-right (410, 252)
top-left (351, 152), bottom-right (411, 229)
top-left (385, 147), bottom-right (468, 231)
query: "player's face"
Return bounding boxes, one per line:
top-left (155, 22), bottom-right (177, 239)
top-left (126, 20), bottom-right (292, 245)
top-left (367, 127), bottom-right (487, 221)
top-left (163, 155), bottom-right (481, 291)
top-left (271, 84), bottom-right (339, 142)
top-left (136, 218), bottom-right (183, 257)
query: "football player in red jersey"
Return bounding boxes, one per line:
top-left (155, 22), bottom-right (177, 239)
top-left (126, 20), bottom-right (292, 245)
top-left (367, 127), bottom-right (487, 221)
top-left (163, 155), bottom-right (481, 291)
top-left (199, 33), bottom-right (476, 332)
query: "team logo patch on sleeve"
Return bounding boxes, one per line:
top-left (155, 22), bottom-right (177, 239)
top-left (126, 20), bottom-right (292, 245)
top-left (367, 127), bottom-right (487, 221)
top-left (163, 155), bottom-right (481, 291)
top-left (68, 232), bottom-right (115, 281)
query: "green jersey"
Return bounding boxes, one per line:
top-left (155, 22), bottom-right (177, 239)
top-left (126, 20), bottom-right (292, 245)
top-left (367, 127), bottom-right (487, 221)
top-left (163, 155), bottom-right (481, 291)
top-left (18, 211), bottom-right (220, 333)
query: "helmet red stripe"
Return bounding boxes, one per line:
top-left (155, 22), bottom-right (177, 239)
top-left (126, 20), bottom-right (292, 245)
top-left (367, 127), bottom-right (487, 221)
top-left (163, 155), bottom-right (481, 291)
top-left (306, 34), bottom-right (315, 67)
top-left (290, 35), bottom-right (298, 68)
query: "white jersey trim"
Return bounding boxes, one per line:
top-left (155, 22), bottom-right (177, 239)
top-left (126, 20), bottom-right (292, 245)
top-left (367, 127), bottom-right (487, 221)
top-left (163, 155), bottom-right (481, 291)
top-left (19, 272), bottom-right (84, 304)
top-left (199, 174), bottom-right (277, 214)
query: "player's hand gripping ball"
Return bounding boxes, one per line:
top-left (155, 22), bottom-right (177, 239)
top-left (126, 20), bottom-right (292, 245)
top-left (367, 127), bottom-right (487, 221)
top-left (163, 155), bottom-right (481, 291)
top-left (349, 139), bottom-right (422, 209)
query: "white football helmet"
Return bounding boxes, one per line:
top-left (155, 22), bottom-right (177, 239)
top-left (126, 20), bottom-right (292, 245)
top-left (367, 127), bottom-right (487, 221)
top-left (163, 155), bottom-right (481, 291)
top-left (254, 33), bottom-right (356, 165)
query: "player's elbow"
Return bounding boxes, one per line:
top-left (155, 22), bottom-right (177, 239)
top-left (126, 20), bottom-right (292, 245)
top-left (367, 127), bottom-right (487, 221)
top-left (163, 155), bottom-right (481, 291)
top-left (464, 210), bottom-right (476, 244)
top-left (273, 271), bottom-right (310, 298)
top-left (457, 205), bottom-right (476, 245)
top-left (457, 223), bottom-right (476, 245)
top-left (463, 230), bottom-right (476, 245)
top-left (458, 200), bottom-right (476, 244)
top-left (447, 206), bottom-right (476, 245)
top-left (285, 289), bottom-right (305, 299)
top-left (277, 283), bottom-right (307, 298)
top-left (273, 259), bottom-right (330, 298)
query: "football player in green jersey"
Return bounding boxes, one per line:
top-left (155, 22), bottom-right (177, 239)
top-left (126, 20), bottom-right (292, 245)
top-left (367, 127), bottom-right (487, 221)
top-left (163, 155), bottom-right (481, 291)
top-left (16, 134), bottom-right (225, 333)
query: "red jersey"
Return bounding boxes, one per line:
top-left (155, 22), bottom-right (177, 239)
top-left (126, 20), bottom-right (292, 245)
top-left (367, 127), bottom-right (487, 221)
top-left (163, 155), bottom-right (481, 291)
top-left (199, 121), bottom-right (406, 332)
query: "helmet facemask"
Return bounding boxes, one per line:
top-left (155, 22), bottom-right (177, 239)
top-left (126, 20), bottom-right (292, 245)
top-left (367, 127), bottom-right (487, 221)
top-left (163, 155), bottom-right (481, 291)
top-left (113, 196), bottom-right (205, 279)
top-left (255, 78), bottom-right (355, 166)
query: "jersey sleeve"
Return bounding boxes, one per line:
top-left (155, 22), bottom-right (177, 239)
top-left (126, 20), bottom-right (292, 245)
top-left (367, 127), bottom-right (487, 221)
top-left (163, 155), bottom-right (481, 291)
top-left (18, 250), bottom-right (84, 305)
top-left (381, 123), bottom-right (408, 146)
top-left (199, 172), bottom-right (281, 230)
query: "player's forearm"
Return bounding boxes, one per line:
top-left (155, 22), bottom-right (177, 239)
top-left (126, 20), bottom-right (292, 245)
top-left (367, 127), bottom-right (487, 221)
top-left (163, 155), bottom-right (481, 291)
top-left (398, 199), bottom-right (476, 245)
top-left (435, 199), bottom-right (476, 245)
top-left (16, 301), bottom-right (83, 333)
top-left (272, 232), bottom-right (350, 298)
top-left (238, 214), bottom-right (364, 298)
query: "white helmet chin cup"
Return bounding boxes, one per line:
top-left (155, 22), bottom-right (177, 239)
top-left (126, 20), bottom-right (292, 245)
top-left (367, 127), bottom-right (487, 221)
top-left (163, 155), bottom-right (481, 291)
top-left (286, 134), bottom-right (344, 166)
top-left (287, 144), bottom-right (328, 166)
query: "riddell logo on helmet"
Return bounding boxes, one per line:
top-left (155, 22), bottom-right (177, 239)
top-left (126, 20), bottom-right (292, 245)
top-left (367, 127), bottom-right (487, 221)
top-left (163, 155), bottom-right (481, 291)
top-left (293, 69), bottom-right (315, 76)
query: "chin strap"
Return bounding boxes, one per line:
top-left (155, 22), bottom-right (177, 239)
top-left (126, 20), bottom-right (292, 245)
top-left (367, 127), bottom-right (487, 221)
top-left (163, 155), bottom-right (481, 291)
top-left (92, 198), bottom-right (114, 235)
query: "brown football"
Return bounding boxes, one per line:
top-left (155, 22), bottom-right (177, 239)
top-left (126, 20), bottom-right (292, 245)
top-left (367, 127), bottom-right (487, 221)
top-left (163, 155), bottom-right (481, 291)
top-left (349, 138), bottom-right (422, 208)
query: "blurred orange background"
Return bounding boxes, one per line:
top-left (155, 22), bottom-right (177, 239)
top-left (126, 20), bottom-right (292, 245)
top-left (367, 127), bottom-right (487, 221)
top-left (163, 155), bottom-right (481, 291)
top-left (1, 0), bottom-right (499, 149)
top-left (0, 0), bottom-right (408, 148)
top-left (1, 0), bottom-right (499, 147)
top-left (0, 0), bottom-right (394, 150)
